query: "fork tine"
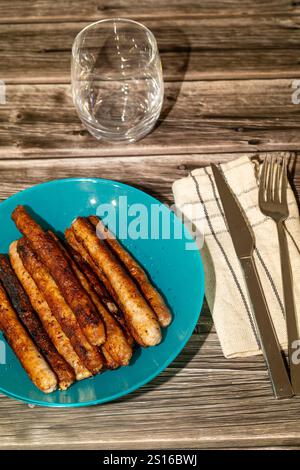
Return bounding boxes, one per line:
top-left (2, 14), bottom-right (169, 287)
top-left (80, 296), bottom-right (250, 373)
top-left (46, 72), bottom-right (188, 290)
top-left (281, 156), bottom-right (288, 205)
top-left (259, 156), bottom-right (269, 203)
top-left (274, 157), bottom-right (281, 203)
top-left (267, 156), bottom-right (275, 201)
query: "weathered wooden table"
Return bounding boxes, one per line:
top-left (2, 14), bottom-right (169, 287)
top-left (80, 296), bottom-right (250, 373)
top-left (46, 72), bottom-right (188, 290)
top-left (0, 0), bottom-right (300, 450)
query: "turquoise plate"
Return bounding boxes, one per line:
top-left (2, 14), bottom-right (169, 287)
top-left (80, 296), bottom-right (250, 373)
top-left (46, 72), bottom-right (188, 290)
top-left (0, 178), bottom-right (204, 407)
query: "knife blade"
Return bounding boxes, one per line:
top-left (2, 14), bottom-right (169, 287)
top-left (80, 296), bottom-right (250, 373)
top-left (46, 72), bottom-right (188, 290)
top-left (211, 163), bottom-right (293, 399)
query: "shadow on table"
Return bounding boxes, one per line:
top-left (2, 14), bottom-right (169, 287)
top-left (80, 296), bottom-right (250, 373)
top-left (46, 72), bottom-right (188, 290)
top-left (152, 26), bottom-right (191, 130)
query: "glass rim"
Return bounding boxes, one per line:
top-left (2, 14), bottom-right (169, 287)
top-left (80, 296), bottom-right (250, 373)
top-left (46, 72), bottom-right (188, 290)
top-left (71, 18), bottom-right (159, 69)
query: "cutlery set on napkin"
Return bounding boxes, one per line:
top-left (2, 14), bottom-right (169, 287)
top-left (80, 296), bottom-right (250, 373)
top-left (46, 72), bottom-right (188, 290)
top-left (173, 154), bottom-right (300, 398)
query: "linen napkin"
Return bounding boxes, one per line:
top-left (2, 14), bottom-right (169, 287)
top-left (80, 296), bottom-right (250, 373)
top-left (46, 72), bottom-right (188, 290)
top-left (172, 154), bottom-right (300, 358)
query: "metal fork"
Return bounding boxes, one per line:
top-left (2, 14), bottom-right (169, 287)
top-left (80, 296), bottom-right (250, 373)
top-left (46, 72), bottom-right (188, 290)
top-left (259, 155), bottom-right (300, 395)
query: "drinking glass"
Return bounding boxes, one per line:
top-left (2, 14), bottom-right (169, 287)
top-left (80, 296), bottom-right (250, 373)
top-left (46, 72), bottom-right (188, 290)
top-left (71, 18), bottom-right (164, 142)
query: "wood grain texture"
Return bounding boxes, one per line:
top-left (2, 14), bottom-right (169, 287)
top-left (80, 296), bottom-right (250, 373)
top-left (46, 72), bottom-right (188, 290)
top-left (0, 153), bottom-right (299, 203)
top-left (1, 80), bottom-right (300, 158)
top-left (0, 0), bottom-right (299, 23)
top-left (1, 16), bottom-right (300, 83)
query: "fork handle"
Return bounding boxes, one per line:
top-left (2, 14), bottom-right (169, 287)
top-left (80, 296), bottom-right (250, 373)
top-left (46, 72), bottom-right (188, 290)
top-left (240, 256), bottom-right (293, 399)
top-left (277, 220), bottom-right (300, 394)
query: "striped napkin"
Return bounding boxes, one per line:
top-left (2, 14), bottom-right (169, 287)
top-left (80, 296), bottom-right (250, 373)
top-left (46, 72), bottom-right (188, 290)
top-left (172, 154), bottom-right (300, 358)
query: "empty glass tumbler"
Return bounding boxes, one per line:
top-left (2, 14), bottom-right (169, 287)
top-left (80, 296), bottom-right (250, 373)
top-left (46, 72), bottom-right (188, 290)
top-left (71, 18), bottom-right (164, 142)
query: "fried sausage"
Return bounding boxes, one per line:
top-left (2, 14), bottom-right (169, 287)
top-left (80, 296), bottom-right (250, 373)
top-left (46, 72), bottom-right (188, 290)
top-left (69, 220), bottom-right (146, 345)
top-left (11, 206), bottom-right (105, 347)
top-left (9, 242), bottom-right (91, 381)
top-left (71, 217), bottom-right (162, 347)
top-left (0, 253), bottom-right (75, 390)
top-left (49, 232), bottom-right (132, 367)
top-left (0, 282), bottom-right (57, 393)
top-left (65, 227), bottom-right (134, 345)
top-left (67, 225), bottom-right (145, 344)
top-left (67, 242), bottom-right (117, 314)
top-left (89, 215), bottom-right (172, 327)
top-left (65, 227), bottom-right (117, 303)
top-left (101, 345), bottom-right (119, 370)
top-left (17, 237), bottom-right (103, 375)
top-left (69, 243), bottom-right (135, 347)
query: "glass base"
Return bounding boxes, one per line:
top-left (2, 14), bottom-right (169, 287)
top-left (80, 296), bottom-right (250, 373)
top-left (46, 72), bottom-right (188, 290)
top-left (83, 121), bottom-right (158, 143)
top-left (80, 111), bottom-right (160, 143)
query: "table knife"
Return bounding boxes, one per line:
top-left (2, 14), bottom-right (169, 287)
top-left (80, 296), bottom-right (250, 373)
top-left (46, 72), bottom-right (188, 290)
top-left (211, 164), bottom-right (293, 399)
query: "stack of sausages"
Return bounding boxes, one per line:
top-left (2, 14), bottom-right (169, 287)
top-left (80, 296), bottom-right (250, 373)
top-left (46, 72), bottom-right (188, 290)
top-left (0, 206), bottom-right (171, 393)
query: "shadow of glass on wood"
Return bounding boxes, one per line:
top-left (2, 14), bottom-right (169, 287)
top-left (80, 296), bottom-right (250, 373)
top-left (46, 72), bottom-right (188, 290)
top-left (153, 25), bottom-right (191, 129)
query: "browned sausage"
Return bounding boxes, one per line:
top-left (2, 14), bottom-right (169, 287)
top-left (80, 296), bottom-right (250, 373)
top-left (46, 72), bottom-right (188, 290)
top-left (66, 225), bottom-right (145, 344)
top-left (69, 220), bottom-right (146, 345)
top-left (0, 253), bottom-right (75, 390)
top-left (71, 217), bottom-right (162, 347)
top-left (11, 206), bottom-right (105, 347)
top-left (101, 345), bottom-right (119, 370)
top-left (65, 227), bottom-right (134, 345)
top-left (49, 232), bottom-right (132, 367)
top-left (17, 237), bottom-right (103, 375)
top-left (9, 242), bottom-right (91, 381)
top-left (89, 215), bottom-right (172, 327)
top-left (65, 227), bottom-right (117, 302)
top-left (67, 241), bottom-right (117, 314)
top-left (0, 282), bottom-right (57, 393)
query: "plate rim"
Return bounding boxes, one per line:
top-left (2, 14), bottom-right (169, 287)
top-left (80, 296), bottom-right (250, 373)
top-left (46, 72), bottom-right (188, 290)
top-left (0, 177), bottom-right (205, 407)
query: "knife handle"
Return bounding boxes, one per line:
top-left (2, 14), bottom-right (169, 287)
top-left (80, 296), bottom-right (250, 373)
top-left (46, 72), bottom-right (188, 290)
top-left (240, 257), bottom-right (293, 399)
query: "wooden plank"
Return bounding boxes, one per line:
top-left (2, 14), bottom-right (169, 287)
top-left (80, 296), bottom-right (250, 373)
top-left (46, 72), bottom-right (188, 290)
top-left (1, 17), bottom-right (300, 83)
top-left (0, 153), bottom-right (299, 203)
top-left (1, 80), bottom-right (300, 158)
top-left (0, 1), bottom-right (298, 24)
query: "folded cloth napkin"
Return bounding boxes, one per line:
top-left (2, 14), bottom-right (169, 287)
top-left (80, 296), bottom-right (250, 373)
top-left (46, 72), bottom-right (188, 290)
top-left (172, 154), bottom-right (300, 358)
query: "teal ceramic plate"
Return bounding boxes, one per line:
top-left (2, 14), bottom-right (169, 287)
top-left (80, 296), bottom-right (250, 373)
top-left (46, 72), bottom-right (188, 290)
top-left (0, 178), bottom-right (204, 407)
